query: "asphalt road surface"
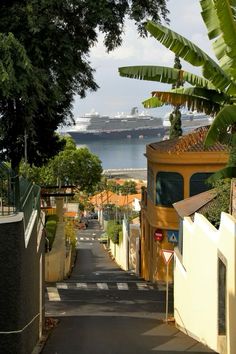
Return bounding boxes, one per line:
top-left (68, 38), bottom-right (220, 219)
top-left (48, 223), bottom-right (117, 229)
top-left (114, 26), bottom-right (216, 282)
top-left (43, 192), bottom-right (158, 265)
top-left (42, 220), bottom-right (216, 354)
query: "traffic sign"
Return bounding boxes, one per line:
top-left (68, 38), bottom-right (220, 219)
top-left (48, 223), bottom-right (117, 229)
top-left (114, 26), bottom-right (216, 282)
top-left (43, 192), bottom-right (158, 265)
top-left (167, 230), bottom-right (179, 243)
top-left (161, 249), bottom-right (174, 264)
top-left (161, 249), bottom-right (174, 322)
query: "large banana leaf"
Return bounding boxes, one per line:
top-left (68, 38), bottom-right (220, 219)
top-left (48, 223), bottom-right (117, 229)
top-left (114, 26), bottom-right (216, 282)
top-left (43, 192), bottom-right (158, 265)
top-left (149, 90), bottom-right (221, 115)
top-left (119, 65), bottom-right (179, 84)
top-left (200, 0), bottom-right (221, 40)
top-left (170, 87), bottom-right (229, 105)
top-left (205, 105), bottom-right (236, 145)
top-left (146, 21), bottom-right (236, 94)
top-left (201, 0), bottom-right (236, 79)
top-left (119, 65), bottom-right (215, 89)
top-left (215, 2), bottom-right (236, 59)
top-left (142, 96), bottom-right (163, 108)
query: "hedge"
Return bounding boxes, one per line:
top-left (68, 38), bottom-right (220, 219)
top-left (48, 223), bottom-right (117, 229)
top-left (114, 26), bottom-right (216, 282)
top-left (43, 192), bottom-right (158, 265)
top-left (45, 214), bottom-right (58, 250)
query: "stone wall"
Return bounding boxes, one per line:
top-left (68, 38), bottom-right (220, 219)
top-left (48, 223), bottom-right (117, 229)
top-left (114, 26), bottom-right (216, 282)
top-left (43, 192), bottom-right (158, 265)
top-left (0, 213), bottom-right (44, 354)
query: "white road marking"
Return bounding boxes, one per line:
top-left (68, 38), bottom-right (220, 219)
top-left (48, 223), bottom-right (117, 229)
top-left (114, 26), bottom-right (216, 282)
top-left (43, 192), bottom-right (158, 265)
top-left (117, 283), bottom-right (129, 290)
top-left (76, 283), bottom-right (88, 289)
top-left (47, 287), bottom-right (61, 301)
top-left (136, 282), bottom-right (149, 290)
top-left (97, 283), bottom-right (109, 290)
top-left (56, 283), bottom-right (68, 289)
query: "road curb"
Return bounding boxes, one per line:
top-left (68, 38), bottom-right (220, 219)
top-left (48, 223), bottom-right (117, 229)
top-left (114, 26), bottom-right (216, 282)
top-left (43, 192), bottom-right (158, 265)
top-left (31, 318), bottom-right (59, 354)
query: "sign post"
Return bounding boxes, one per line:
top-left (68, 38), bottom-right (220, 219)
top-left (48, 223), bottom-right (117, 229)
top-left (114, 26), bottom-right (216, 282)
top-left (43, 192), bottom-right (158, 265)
top-left (161, 249), bottom-right (174, 322)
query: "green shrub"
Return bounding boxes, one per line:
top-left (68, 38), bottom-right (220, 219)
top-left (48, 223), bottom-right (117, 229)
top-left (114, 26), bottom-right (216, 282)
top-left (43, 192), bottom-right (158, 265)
top-left (65, 220), bottom-right (77, 250)
top-left (107, 220), bottom-right (122, 244)
top-left (202, 179), bottom-right (231, 229)
top-left (45, 214), bottom-right (58, 250)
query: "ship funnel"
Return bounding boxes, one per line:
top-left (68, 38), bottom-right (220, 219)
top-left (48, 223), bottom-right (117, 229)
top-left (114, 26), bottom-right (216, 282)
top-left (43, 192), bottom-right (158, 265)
top-left (131, 107), bottom-right (138, 116)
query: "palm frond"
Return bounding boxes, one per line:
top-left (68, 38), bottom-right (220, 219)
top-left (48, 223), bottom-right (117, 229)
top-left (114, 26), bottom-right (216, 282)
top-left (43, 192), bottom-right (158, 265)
top-left (205, 105), bottom-right (236, 145)
top-left (119, 65), bottom-right (179, 84)
top-left (146, 21), bottom-right (236, 94)
top-left (119, 65), bottom-right (215, 89)
top-left (215, 1), bottom-right (236, 58)
top-left (183, 71), bottom-right (215, 89)
top-left (201, 0), bottom-right (236, 80)
top-left (142, 96), bottom-right (163, 108)
top-left (151, 90), bottom-right (221, 115)
top-left (200, 0), bottom-right (221, 40)
top-left (172, 87), bottom-right (229, 105)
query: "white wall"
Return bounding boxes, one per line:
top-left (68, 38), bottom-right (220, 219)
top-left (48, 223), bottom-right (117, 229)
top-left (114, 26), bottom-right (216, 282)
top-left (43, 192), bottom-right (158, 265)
top-left (45, 222), bottom-right (66, 282)
top-left (129, 224), bottom-right (140, 274)
top-left (174, 212), bottom-right (236, 354)
top-left (109, 219), bottom-right (129, 271)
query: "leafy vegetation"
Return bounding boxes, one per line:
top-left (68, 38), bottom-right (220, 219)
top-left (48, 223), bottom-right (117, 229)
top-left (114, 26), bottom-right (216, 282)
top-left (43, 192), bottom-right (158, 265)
top-left (120, 1), bottom-right (236, 180)
top-left (107, 220), bottom-right (122, 244)
top-left (45, 214), bottom-right (59, 250)
top-left (201, 179), bottom-right (231, 228)
top-left (64, 219), bottom-right (77, 250)
top-left (0, 1), bottom-right (169, 172)
top-left (20, 136), bottom-right (103, 193)
top-left (99, 177), bottom-right (138, 195)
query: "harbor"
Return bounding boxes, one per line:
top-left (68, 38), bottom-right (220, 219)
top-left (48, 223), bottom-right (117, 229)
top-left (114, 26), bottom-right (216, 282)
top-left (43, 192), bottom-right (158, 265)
top-left (103, 168), bottom-right (147, 180)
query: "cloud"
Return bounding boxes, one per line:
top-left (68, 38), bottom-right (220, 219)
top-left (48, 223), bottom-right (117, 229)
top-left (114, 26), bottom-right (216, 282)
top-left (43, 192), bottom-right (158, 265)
top-left (73, 0), bottom-right (216, 118)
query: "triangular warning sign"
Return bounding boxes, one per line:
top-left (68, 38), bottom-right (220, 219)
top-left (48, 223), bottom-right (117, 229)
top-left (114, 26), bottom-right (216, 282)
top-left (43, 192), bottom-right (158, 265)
top-left (161, 249), bottom-right (174, 264)
top-left (169, 233), bottom-right (177, 243)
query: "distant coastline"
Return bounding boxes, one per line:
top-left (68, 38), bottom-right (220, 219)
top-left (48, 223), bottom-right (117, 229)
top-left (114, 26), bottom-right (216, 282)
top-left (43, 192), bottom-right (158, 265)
top-left (103, 168), bottom-right (147, 181)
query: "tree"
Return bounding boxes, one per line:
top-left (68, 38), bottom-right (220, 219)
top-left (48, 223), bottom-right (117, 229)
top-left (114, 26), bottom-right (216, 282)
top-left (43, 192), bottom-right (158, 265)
top-left (119, 180), bottom-right (137, 195)
top-left (120, 1), bottom-right (236, 180)
top-left (0, 1), bottom-right (169, 172)
top-left (22, 136), bottom-right (103, 193)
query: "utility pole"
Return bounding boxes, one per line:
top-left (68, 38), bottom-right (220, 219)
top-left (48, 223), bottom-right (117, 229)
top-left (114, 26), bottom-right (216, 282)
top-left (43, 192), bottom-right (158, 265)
top-left (24, 129), bottom-right (28, 165)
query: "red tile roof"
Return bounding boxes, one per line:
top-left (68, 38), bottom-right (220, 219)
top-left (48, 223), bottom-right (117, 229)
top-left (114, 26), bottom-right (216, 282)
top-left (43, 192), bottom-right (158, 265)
top-left (149, 127), bottom-right (228, 153)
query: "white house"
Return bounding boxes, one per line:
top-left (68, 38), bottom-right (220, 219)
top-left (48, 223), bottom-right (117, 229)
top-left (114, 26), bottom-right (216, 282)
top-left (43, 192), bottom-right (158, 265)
top-left (173, 189), bottom-right (236, 354)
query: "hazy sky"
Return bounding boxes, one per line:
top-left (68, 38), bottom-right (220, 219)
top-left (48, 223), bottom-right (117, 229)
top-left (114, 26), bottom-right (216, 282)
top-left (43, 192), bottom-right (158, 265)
top-left (72, 0), bottom-right (214, 119)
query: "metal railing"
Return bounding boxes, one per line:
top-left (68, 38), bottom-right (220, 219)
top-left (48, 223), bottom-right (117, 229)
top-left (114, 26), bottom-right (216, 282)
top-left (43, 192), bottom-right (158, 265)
top-left (0, 162), bottom-right (41, 230)
top-left (20, 177), bottom-right (41, 229)
top-left (0, 162), bottom-right (17, 216)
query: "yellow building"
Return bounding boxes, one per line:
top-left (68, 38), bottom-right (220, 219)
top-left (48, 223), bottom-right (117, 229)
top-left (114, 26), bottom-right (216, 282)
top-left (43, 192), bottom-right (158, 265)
top-left (140, 127), bottom-right (229, 282)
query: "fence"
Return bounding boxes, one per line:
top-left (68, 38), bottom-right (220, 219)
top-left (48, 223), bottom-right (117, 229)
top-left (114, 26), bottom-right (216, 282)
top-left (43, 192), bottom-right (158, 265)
top-left (0, 162), bottom-right (17, 216)
top-left (0, 162), bottom-right (41, 230)
top-left (20, 177), bottom-right (41, 229)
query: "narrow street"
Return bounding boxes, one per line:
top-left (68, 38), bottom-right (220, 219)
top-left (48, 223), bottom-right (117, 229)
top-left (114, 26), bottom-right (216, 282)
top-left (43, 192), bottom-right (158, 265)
top-left (42, 220), bottom-right (215, 354)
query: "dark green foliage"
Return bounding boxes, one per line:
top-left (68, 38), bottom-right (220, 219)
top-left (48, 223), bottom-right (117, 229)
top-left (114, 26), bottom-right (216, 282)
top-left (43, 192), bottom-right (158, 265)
top-left (105, 179), bottom-right (137, 194)
top-left (119, 180), bottom-right (137, 195)
top-left (202, 179), bottom-right (231, 229)
top-left (107, 220), bottom-right (122, 244)
top-left (0, 1), bottom-right (169, 172)
top-left (169, 108), bottom-right (183, 138)
top-left (21, 136), bottom-right (103, 193)
top-left (45, 214), bottom-right (59, 250)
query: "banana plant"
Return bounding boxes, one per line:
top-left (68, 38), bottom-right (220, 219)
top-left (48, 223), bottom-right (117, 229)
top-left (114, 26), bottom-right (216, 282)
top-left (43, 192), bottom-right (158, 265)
top-left (119, 0), bottom-right (236, 179)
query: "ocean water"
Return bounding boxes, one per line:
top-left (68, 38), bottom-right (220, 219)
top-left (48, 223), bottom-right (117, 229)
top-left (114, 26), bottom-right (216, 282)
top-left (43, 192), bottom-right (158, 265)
top-left (76, 137), bottom-right (162, 169)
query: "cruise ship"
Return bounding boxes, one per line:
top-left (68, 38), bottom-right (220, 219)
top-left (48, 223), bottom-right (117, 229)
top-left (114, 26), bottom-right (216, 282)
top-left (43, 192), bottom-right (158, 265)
top-left (65, 107), bottom-right (166, 141)
top-left (64, 108), bottom-right (212, 141)
top-left (163, 110), bottom-right (212, 130)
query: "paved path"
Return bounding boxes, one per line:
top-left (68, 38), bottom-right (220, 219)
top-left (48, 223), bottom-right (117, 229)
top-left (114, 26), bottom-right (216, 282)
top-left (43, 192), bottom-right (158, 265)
top-left (42, 220), bottom-right (217, 354)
